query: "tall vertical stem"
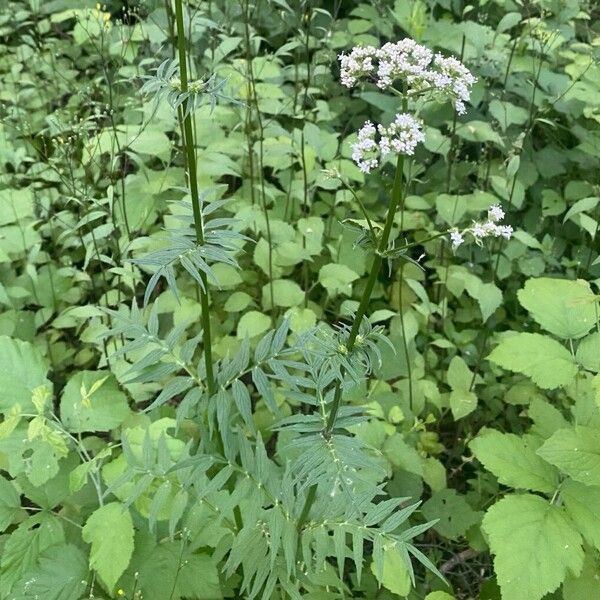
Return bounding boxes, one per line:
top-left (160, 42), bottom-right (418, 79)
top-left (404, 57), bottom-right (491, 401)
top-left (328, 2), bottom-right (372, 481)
top-left (298, 153), bottom-right (407, 529)
top-left (324, 153), bottom-right (405, 434)
top-left (174, 0), bottom-right (215, 396)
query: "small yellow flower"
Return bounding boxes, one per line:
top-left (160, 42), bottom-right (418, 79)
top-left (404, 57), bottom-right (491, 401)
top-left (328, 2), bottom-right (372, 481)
top-left (116, 590), bottom-right (125, 597)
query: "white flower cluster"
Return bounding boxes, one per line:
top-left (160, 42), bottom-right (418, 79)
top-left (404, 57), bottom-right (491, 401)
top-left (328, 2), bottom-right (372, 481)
top-left (450, 205), bottom-right (513, 249)
top-left (352, 114), bottom-right (425, 173)
top-left (339, 39), bottom-right (476, 114)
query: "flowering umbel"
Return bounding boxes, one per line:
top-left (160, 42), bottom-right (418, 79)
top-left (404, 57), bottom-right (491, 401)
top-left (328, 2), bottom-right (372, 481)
top-left (450, 205), bottom-right (513, 249)
top-left (351, 114), bottom-right (425, 173)
top-left (339, 39), bottom-right (476, 114)
top-left (340, 39), bottom-right (475, 174)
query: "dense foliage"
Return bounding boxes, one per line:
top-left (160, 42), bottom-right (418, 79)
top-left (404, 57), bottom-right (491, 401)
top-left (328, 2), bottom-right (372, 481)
top-left (1, 0), bottom-right (599, 599)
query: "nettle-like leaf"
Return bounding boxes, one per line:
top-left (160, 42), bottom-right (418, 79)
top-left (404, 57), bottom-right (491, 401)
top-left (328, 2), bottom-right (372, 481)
top-left (482, 494), bottom-right (584, 600)
top-left (60, 371), bottom-right (130, 432)
top-left (517, 278), bottom-right (598, 339)
top-left (488, 332), bottom-right (578, 389)
top-left (10, 544), bottom-right (88, 600)
top-left (421, 489), bottom-right (481, 541)
top-left (537, 426), bottom-right (600, 486)
top-left (469, 429), bottom-right (559, 493)
top-left (561, 479), bottom-right (600, 552)
top-left (0, 474), bottom-right (21, 532)
top-left (82, 502), bottom-right (135, 592)
top-left (0, 335), bottom-right (50, 412)
top-left (0, 513), bottom-right (64, 598)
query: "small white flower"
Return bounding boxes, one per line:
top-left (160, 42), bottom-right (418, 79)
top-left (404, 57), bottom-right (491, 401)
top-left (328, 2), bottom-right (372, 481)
top-left (498, 224), bottom-right (513, 239)
top-left (339, 46), bottom-right (377, 88)
top-left (471, 222), bottom-right (487, 238)
top-left (350, 114), bottom-right (425, 173)
top-left (488, 204), bottom-right (505, 222)
top-left (450, 229), bottom-right (464, 248)
top-left (339, 40), bottom-right (475, 115)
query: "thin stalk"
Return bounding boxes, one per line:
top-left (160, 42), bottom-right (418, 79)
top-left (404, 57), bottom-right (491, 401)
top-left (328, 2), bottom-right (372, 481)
top-left (324, 153), bottom-right (405, 434)
top-left (298, 152), bottom-right (407, 530)
top-left (397, 263), bottom-right (413, 410)
top-left (242, 0), bottom-right (275, 321)
top-left (174, 0), bottom-right (215, 396)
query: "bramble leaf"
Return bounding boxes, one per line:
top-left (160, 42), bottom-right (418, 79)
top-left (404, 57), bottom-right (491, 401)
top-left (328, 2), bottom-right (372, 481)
top-left (482, 494), bottom-right (584, 600)
top-left (82, 502), bottom-right (135, 591)
top-left (488, 333), bottom-right (577, 389)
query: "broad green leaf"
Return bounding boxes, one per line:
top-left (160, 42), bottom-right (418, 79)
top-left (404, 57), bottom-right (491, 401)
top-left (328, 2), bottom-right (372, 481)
top-left (60, 371), bottom-right (130, 432)
top-left (449, 389), bottom-right (477, 420)
top-left (482, 494), bottom-right (584, 600)
top-left (0, 336), bottom-right (50, 412)
top-left (138, 543), bottom-right (221, 600)
top-left (537, 426), bottom-right (600, 486)
top-left (370, 544), bottom-right (411, 597)
top-left (422, 489), bottom-right (481, 540)
top-left (563, 554), bottom-right (600, 600)
top-left (318, 263), bottom-right (359, 296)
top-left (562, 479), bottom-right (600, 551)
top-left (82, 502), bottom-right (135, 591)
top-left (0, 513), bottom-right (64, 598)
top-left (576, 332), bottom-right (600, 373)
top-left (447, 356), bottom-right (473, 391)
top-left (488, 333), bottom-right (577, 389)
top-left (10, 544), bottom-right (87, 600)
top-left (470, 430), bottom-right (559, 492)
top-left (528, 397), bottom-right (569, 439)
top-left (517, 278), bottom-right (597, 339)
top-left (425, 593), bottom-right (457, 600)
top-left (447, 356), bottom-right (478, 419)
top-left (0, 474), bottom-right (20, 532)
top-left (262, 279), bottom-right (304, 308)
top-left (383, 433), bottom-right (423, 476)
top-left (237, 311), bottom-right (271, 338)
top-left (455, 120), bottom-right (504, 146)
top-left (287, 307), bottom-right (317, 333)
top-left (489, 99), bottom-right (529, 131)
top-left (224, 291), bottom-right (252, 312)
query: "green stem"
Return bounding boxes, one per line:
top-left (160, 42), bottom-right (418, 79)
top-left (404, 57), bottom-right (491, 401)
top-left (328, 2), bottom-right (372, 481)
top-left (298, 153), bottom-right (407, 530)
top-left (174, 0), bottom-right (215, 396)
top-left (325, 152), bottom-right (405, 434)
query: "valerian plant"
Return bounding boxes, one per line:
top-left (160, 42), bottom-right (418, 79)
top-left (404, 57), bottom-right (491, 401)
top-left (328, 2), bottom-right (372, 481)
top-left (1, 1), bottom-right (600, 600)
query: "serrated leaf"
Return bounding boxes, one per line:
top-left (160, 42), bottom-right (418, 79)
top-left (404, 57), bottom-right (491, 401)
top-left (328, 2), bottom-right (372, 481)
top-left (537, 426), bottom-right (600, 486)
top-left (10, 544), bottom-right (88, 600)
top-left (482, 494), bottom-right (584, 600)
top-left (0, 336), bottom-right (50, 412)
top-left (470, 430), bottom-right (559, 493)
top-left (0, 474), bottom-right (20, 532)
top-left (422, 489), bottom-right (480, 540)
top-left (576, 332), bottom-right (600, 373)
top-left (82, 502), bottom-right (134, 591)
top-left (60, 371), bottom-right (130, 432)
top-left (562, 479), bottom-right (600, 552)
top-left (488, 333), bottom-right (577, 389)
top-left (0, 513), bottom-right (64, 598)
top-left (517, 278), bottom-right (597, 339)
